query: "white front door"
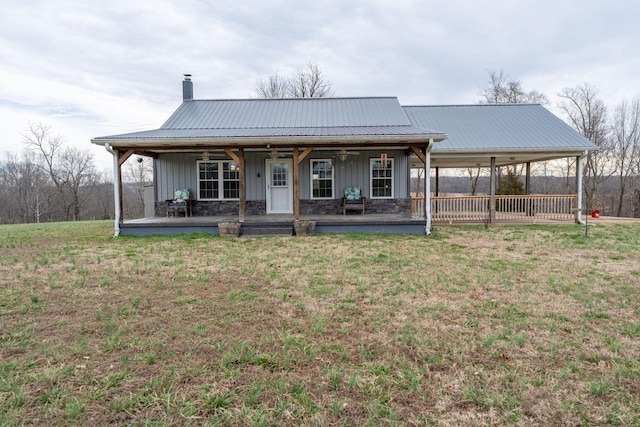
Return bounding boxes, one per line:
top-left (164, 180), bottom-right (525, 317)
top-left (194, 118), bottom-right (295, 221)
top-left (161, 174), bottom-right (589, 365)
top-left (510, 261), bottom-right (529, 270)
top-left (266, 159), bottom-right (293, 214)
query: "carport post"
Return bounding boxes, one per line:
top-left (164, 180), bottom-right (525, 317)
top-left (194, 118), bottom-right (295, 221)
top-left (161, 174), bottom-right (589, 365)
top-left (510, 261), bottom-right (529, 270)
top-left (490, 157), bottom-right (496, 223)
top-left (576, 152), bottom-right (586, 224)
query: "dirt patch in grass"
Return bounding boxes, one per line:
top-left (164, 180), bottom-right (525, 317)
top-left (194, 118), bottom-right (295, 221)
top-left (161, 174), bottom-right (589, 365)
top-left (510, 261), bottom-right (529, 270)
top-left (1, 221), bottom-right (639, 425)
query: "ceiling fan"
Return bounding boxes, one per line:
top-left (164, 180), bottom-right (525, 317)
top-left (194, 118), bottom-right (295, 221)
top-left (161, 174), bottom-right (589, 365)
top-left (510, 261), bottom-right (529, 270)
top-left (336, 148), bottom-right (360, 161)
top-left (186, 151), bottom-right (228, 160)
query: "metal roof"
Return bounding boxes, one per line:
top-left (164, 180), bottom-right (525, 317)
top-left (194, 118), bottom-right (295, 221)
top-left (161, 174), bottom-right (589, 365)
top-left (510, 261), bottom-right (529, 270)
top-left (93, 97), bottom-right (446, 145)
top-left (403, 104), bottom-right (596, 153)
top-left (163, 97), bottom-right (415, 129)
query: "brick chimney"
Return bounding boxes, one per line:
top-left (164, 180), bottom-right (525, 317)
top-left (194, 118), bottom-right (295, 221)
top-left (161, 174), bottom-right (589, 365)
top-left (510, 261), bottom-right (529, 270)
top-left (182, 74), bottom-right (193, 101)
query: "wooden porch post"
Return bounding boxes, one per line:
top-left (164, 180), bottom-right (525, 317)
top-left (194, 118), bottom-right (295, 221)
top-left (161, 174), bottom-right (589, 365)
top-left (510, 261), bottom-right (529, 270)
top-left (490, 156), bottom-right (496, 223)
top-left (223, 148), bottom-right (245, 221)
top-left (117, 160), bottom-right (124, 222)
top-left (293, 147), bottom-right (300, 220)
top-left (292, 147), bottom-right (314, 221)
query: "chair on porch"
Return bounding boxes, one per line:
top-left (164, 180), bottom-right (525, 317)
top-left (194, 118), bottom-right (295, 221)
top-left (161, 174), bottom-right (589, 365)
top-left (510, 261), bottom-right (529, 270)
top-left (343, 187), bottom-right (365, 215)
top-left (166, 188), bottom-right (193, 217)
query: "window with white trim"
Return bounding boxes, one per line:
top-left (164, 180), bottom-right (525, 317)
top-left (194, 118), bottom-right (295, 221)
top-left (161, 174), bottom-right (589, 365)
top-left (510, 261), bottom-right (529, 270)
top-left (310, 159), bottom-right (334, 199)
top-left (197, 160), bottom-right (240, 200)
top-left (370, 158), bottom-right (394, 198)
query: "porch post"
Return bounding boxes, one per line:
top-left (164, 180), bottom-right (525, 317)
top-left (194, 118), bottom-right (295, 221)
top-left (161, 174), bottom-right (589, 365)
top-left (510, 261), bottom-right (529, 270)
top-left (490, 156), bottom-right (496, 223)
top-left (239, 148), bottom-right (245, 222)
top-left (104, 144), bottom-right (121, 237)
top-left (525, 161), bottom-right (532, 216)
top-left (293, 147), bottom-right (300, 220)
top-left (576, 153), bottom-right (584, 223)
top-left (424, 140), bottom-right (433, 235)
top-left (434, 166), bottom-right (439, 214)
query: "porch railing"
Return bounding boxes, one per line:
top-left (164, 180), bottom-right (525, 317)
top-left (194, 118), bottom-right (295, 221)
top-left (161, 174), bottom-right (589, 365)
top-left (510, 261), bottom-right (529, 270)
top-left (410, 195), bottom-right (577, 222)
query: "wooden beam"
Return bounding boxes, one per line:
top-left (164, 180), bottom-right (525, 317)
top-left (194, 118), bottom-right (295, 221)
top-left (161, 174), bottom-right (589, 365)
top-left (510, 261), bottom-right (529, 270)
top-left (117, 154), bottom-right (124, 221)
top-left (409, 146), bottom-right (426, 163)
top-left (297, 147), bottom-right (314, 164)
top-left (223, 148), bottom-right (240, 164)
top-left (137, 151), bottom-right (158, 159)
top-left (293, 147), bottom-right (300, 220)
top-left (118, 149), bottom-right (135, 166)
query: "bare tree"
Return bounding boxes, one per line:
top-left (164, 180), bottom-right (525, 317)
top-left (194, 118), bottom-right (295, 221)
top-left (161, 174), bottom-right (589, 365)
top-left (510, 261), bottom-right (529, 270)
top-left (59, 146), bottom-right (97, 221)
top-left (558, 84), bottom-right (614, 212)
top-left (479, 69), bottom-right (548, 105)
top-left (23, 122), bottom-right (98, 221)
top-left (467, 167), bottom-right (482, 195)
top-left (0, 152), bottom-right (52, 223)
top-left (254, 74), bottom-right (289, 98)
top-left (255, 63), bottom-right (334, 98)
top-left (611, 97), bottom-right (640, 216)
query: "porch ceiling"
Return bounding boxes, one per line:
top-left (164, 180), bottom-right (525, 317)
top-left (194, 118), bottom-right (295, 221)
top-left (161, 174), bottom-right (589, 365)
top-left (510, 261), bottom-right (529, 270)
top-left (91, 132), bottom-right (446, 152)
top-left (412, 149), bottom-right (588, 169)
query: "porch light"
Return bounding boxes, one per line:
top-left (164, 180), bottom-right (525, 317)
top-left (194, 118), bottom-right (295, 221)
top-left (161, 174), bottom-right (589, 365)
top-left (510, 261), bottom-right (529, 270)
top-left (229, 162), bottom-right (239, 172)
top-left (381, 152), bottom-right (388, 167)
top-left (202, 151), bottom-right (210, 161)
top-left (269, 149), bottom-right (279, 160)
top-left (337, 149), bottom-right (348, 162)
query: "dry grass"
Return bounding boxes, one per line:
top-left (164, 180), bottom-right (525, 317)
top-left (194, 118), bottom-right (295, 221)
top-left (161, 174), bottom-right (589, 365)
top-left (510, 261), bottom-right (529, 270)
top-left (1, 221), bottom-right (639, 426)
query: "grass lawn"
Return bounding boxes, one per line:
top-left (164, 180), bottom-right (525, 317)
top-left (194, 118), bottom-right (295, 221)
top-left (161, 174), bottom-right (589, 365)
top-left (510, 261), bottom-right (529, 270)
top-left (1, 220), bottom-right (639, 426)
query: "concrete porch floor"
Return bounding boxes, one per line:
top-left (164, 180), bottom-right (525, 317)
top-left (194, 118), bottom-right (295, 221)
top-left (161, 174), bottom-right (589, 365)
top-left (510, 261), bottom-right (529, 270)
top-left (119, 213), bottom-right (428, 236)
top-left (124, 213), bottom-right (422, 225)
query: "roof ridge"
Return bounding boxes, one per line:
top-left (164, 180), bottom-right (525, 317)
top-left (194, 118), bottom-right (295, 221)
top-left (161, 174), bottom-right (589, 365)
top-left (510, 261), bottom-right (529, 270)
top-left (404, 103), bottom-right (542, 108)
top-left (191, 96), bottom-right (399, 102)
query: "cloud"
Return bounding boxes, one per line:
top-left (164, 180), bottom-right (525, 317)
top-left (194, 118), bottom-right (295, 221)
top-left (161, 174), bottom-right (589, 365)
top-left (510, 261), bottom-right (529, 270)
top-left (0, 0), bottom-right (639, 170)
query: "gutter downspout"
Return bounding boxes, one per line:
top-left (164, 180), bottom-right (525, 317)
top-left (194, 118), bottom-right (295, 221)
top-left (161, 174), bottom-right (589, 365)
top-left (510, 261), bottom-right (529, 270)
top-left (104, 143), bottom-right (121, 237)
top-left (425, 139), bottom-right (433, 235)
top-left (576, 151), bottom-right (587, 225)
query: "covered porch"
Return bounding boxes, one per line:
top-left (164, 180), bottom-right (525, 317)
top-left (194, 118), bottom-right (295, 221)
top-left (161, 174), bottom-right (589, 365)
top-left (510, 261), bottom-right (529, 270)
top-left (118, 209), bottom-right (579, 237)
top-left (119, 213), bottom-right (429, 236)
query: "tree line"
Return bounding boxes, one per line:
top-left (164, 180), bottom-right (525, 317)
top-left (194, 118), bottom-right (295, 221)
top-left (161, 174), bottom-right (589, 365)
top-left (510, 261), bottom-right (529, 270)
top-left (0, 123), bottom-right (148, 224)
top-left (1, 65), bottom-right (638, 224)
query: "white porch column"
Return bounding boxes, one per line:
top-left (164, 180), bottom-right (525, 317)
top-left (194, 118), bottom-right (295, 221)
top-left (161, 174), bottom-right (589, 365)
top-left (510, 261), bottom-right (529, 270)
top-left (424, 140), bottom-right (433, 235)
top-left (490, 156), bottom-right (496, 223)
top-left (576, 153), bottom-right (585, 223)
top-left (105, 144), bottom-right (121, 237)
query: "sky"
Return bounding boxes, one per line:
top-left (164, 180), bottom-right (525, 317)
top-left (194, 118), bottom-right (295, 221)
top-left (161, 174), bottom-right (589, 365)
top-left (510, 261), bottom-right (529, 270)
top-left (1, 0), bottom-right (638, 171)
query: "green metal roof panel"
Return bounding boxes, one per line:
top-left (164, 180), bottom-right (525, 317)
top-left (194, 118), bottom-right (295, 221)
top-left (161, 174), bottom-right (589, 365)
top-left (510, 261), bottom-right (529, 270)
top-left (403, 104), bottom-right (596, 152)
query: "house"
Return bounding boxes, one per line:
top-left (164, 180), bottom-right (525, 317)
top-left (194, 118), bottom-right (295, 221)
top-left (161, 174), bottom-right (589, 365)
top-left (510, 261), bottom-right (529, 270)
top-left (92, 76), bottom-right (596, 236)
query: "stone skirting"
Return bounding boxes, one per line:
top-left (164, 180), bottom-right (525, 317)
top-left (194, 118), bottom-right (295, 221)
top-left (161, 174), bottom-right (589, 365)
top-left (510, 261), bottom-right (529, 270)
top-left (156, 198), bottom-right (411, 216)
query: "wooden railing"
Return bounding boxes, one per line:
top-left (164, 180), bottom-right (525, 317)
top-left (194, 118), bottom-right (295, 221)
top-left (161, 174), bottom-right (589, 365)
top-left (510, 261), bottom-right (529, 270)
top-left (411, 195), bottom-right (577, 222)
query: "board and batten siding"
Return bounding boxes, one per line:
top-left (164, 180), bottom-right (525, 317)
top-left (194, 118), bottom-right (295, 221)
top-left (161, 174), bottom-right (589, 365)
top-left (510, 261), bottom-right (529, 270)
top-left (155, 150), bottom-right (409, 202)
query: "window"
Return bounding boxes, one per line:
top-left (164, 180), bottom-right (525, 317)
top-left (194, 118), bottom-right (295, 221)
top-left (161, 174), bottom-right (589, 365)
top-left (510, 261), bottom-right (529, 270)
top-left (310, 159), bottom-right (334, 199)
top-left (370, 158), bottom-right (394, 198)
top-left (198, 160), bottom-right (240, 200)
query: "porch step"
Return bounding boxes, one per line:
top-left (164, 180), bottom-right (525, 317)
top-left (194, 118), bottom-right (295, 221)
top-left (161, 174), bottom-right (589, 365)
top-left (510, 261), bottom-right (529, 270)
top-left (241, 225), bottom-right (293, 237)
